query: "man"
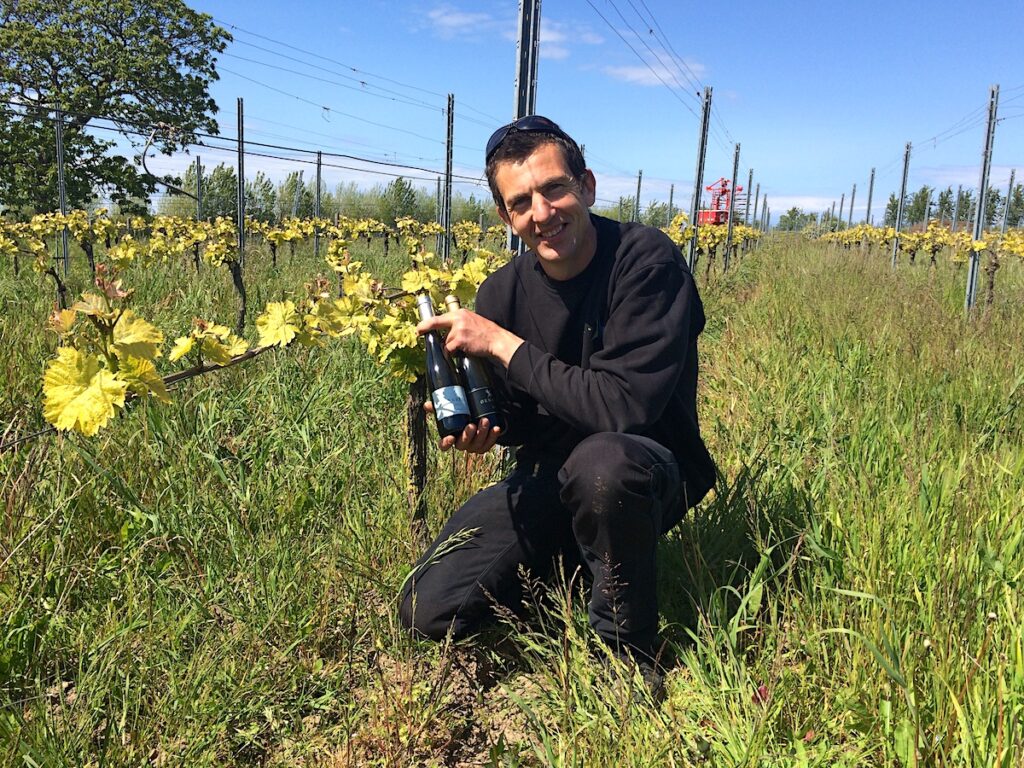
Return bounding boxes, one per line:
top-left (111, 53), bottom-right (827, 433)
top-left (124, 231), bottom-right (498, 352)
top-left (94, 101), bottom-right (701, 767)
top-left (400, 115), bottom-right (715, 684)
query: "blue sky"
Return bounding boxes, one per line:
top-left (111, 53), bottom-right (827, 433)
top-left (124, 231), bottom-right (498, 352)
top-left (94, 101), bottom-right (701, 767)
top-left (143, 0), bottom-right (1024, 222)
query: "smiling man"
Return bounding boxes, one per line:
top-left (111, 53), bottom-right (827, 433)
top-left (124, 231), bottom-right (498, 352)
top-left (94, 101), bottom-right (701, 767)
top-left (400, 116), bottom-right (716, 695)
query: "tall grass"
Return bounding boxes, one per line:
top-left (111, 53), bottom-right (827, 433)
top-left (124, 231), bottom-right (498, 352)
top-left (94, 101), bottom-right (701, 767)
top-left (1, 236), bottom-right (1021, 765)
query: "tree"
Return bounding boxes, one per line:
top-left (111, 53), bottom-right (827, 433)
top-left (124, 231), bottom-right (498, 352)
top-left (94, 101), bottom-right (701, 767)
top-left (276, 172), bottom-right (312, 219)
top-left (640, 201), bottom-right (670, 228)
top-left (0, 0), bottom-right (230, 215)
top-left (884, 193), bottom-right (900, 227)
top-left (984, 187), bottom-right (1003, 228)
top-left (155, 161), bottom-right (240, 221)
top-left (777, 207), bottom-right (817, 231)
top-left (203, 163), bottom-right (238, 221)
top-left (936, 187), bottom-right (954, 223)
top-left (156, 162), bottom-right (202, 219)
top-left (246, 172), bottom-right (276, 223)
top-left (954, 188), bottom-right (975, 231)
top-left (378, 177), bottom-right (419, 226)
top-left (451, 193), bottom-right (498, 228)
top-left (1007, 183), bottom-right (1024, 228)
top-left (906, 185), bottom-right (932, 226)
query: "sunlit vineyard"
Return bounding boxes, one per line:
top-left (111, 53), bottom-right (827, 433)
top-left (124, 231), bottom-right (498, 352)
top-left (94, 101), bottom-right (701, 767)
top-left (0, 210), bottom-right (766, 440)
top-left (2, 211), bottom-right (1022, 765)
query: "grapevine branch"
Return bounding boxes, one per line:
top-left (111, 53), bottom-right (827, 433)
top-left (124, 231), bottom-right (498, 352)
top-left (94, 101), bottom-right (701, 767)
top-left (0, 345), bottom-right (275, 454)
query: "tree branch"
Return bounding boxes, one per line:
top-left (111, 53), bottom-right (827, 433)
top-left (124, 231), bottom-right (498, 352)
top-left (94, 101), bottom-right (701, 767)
top-left (140, 127), bottom-right (196, 200)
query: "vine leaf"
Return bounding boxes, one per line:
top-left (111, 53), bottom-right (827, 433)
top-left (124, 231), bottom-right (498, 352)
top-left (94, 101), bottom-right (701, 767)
top-left (43, 348), bottom-right (127, 436)
top-left (256, 301), bottom-right (301, 348)
top-left (113, 310), bottom-right (164, 361)
top-left (118, 356), bottom-right (171, 403)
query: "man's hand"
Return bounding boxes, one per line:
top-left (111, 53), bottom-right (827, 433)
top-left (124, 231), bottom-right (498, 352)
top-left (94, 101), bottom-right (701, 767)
top-left (423, 400), bottom-right (502, 453)
top-left (416, 307), bottom-right (524, 368)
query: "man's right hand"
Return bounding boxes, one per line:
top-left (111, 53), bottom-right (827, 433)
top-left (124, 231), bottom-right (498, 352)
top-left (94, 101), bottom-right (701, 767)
top-left (423, 400), bottom-right (502, 453)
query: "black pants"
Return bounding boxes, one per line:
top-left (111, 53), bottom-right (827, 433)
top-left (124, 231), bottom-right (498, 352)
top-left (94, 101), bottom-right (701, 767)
top-left (399, 432), bottom-right (682, 656)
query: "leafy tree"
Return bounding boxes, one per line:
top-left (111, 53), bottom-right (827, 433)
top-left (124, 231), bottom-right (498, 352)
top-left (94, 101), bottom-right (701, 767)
top-left (246, 172), bottom-right (277, 223)
top-left (155, 161), bottom-right (247, 222)
top-left (884, 193), bottom-right (900, 227)
top-left (276, 172), bottom-right (312, 219)
top-left (984, 187), bottom-right (1003, 228)
top-left (1007, 183), bottom-right (1024, 228)
top-left (777, 207), bottom-right (818, 231)
top-left (906, 185), bottom-right (932, 225)
top-left (640, 201), bottom-right (670, 228)
top-left (954, 188), bottom-right (975, 231)
top-left (452, 193), bottom-right (499, 229)
top-left (203, 163), bottom-right (238, 221)
top-left (378, 177), bottom-right (419, 226)
top-left (0, 0), bottom-right (230, 215)
top-left (156, 161), bottom-right (202, 219)
top-left (936, 187), bottom-right (954, 223)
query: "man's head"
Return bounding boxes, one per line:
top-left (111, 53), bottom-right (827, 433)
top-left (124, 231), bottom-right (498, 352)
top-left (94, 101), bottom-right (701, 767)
top-left (485, 116), bottom-right (598, 280)
top-left (485, 116), bottom-right (587, 211)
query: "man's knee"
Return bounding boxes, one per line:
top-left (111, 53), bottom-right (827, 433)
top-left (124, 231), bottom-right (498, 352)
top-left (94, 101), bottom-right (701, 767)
top-left (399, 575), bottom-right (459, 641)
top-left (559, 433), bottom-right (679, 555)
top-left (560, 433), bottom-right (678, 506)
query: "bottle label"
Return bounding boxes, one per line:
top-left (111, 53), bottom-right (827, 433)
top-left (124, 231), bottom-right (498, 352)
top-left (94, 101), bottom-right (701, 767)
top-left (432, 385), bottom-right (470, 419)
top-left (469, 387), bottom-right (496, 414)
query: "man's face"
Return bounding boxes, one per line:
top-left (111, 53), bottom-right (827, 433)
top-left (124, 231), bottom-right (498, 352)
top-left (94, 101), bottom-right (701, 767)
top-left (493, 142), bottom-right (598, 281)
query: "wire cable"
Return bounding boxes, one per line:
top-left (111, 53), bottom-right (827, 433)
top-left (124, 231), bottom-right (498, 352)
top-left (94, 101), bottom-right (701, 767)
top-left (1, 100), bottom-right (484, 183)
top-left (582, 0), bottom-right (700, 121)
top-left (217, 66), bottom-right (482, 153)
top-left (213, 16), bottom-right (504, 125)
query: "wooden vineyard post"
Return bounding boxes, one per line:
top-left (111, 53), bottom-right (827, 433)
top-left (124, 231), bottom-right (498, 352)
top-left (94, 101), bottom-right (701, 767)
top-left (407, 375), bottom-right (428, 544)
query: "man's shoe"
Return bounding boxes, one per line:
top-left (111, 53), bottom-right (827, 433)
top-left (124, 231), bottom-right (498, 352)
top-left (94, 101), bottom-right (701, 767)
top-left (604, 645), bottom-right (666, 704)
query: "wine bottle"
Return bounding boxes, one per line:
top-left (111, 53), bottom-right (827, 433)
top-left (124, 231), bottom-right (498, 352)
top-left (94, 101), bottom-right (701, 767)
top-left (443, 295), bottom-right (507, 434)
top-left (416, 294), bottom-right (472, 438)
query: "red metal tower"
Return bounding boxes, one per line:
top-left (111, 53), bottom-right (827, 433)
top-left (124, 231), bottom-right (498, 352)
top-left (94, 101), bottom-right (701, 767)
top-left (697, 177), bottom-right (743, 225)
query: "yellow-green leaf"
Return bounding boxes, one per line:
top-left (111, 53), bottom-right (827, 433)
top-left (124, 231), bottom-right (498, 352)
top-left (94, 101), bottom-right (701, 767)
top-left (220, 332), bottom-right (249, 358)
top-left (168, 336), bottom-right (194, 362)
top-left (118, 356), bottom-right (171, 403)
top-left (113, 310), bottom-right (163, 361)
top-left (48, 308), bottom-right (77, 336)
top-left (43, 348), bottom-right (127, 436)
top-left (401, 270), bottom-right (433, 296)
top-left (256, 300), bottom-right (300, 348)
top-left (71, 292), bottom-right (115, 320)
top-left (199, 336), bottom-right (234, 366)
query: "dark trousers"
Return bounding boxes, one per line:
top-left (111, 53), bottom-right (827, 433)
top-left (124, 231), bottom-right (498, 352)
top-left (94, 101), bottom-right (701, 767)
top-left (399, 432), bottom-right (681, 656)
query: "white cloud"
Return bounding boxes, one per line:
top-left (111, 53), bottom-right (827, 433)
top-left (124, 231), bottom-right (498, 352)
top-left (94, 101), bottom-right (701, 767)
top-left (542, 45), bottom-right (571, 61)
top-left (499, 16), bottom-right (604, 59)
top-left (767, 195), bottom-right (838, 213)
top-left (603, 55), bottom-right (705, 89)
top-left (423, 5), bottom-right (497, 41)
top-left (916, 164), bottom-right (1019, 190)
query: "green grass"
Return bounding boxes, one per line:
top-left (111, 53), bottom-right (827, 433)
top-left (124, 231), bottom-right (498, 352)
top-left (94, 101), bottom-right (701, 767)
top-left (1, 235), bottom-right (1022, 765)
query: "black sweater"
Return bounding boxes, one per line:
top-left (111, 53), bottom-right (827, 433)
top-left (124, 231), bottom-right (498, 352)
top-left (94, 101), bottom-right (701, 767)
top-left (476, 214), bottom-right (716, 508)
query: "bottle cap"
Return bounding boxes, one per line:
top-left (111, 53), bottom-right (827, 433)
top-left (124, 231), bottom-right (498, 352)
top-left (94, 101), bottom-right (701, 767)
top-left (444, 294), bottom-right (461, 311)
top-left (415, 293), bottom-right (434, 322)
